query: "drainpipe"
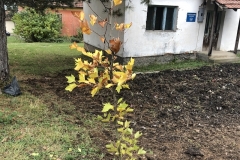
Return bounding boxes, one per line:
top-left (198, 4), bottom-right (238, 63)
top-left (234, 16), bottom-right (240, 54)
top-left (208, 2), bottom-right (218, 56)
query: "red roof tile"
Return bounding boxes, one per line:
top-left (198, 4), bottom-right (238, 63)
top-left (216, 0), bottom-right (240, 9)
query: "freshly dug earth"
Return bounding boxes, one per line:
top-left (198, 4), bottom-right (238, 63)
top-left (22, 63), bottom-right (240, 159)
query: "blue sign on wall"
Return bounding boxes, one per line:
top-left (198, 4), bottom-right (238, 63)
top-left (186, 13), bottom-right (196, 22)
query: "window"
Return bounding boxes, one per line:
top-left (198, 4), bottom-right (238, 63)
top-left (146, 6), bottom-right (178, 31)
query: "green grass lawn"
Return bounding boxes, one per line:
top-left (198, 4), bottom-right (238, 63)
top-left (1, 36), bottom-right (104, 160)
top-left (1, 35), bottom-right (212, 160)
top-left (7, 36), bottom-right (82, 78)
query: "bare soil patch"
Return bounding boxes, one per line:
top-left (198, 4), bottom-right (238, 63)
top-left (22, 63), bottom-right (240, 159)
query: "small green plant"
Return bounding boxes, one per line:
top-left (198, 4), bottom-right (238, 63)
top-left (0, 111), bottom-right (17, 124)
top-left (66, 1), bottom-right (146, 159)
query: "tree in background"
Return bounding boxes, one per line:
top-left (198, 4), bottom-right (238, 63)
top-left (12, 8), bottom-right (62, 42)
top-left (0, 0), bottom-right (81, 81)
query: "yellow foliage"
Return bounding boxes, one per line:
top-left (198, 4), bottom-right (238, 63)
top-left (114, 0), bottom-right (123, 6)
top-left (115, 22), bottom-right (132, 31)
top-left (102, 103), bottom-right (114, 112)
top-left (89, 14), bottom-right (97, 26)
top-left (100, 37), bottom-right (105, 43)
top-left (69, 42), bottom-right (78, 49)
top-left (80, 19), bottom-right (92, 35)
top-left (65, 74), bottom-right (76, 83)
top-left (124, 22), bottom-right (132, 29)
top-left (77, 47), bottom-right (86, 54)
top-left (105, 49), bottom-right (112, 55)
top-left (65, 83), bottom-right (77, 92)
top-left (66, 3), bottom-right (146, 159)
top-left (91, 86), bottom-right (99, 97)
top-left (98, 18), bottom-right (108, 28)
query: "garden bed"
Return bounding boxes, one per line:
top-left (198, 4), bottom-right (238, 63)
top-left (23, 63), bottom-right (240, 159)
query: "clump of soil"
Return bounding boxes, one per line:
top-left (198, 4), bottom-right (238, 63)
top-left (22, 63), bottom-right (240, 159)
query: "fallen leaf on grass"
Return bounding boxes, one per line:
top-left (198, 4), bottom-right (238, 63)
top-left (1, 136), bottom-right (9, 143)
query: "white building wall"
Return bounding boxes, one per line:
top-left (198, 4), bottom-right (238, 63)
top-left (5, 21), bottom-right (15, 33)
top-left (83, 1), bottom-right (125, 56)
top-left (124, 0), bottom-right (205, 57)
top-left (219, 9), bottom-right (240, 51)
top-left (84, 0), bottom-right (240, 58)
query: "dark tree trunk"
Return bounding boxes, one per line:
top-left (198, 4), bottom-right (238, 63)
top-left (0, 1), bottom-right (9, 80)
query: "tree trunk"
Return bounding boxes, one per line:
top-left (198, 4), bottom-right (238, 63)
top-left (0, 1), bottom-right (9, 80)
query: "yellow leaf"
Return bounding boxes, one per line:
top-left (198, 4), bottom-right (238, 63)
top-left (91, 86), bottom-right (99, 97)
top-left (122, 84), bottom-right (130, 89)
top-left (74, 58), bottom-right (84, 71)
top-left (65, 83), bottom-right (77, 92)
top-left (106, 143), bottom-right (118, 152)
top-left (82, 51), bottom-right (92, 58)
top-left (115, 23), bottom-right (124, 31)
top-left (132, 73), bottom-right (136, 80)
top-left (117, 101), bottom-right (128, 112)
top-left (106, 143), bottom-right (114, 149)
top-left (116, 85), bottom-right (122, 93)
top-left (121, 143), bottom-right (127, 149)
top-left (117, 98), bottom-right (123, 104)
top-left (100, 37), bottom-right (105, 43)
top-left (102, 103), bottom-right (114, 112)
top-left (114, 0), bottom-right (122, 6)
top-left (82, 27), bottom-right (92, 35)
top-left (126, 128), bottom-right (133, 134)
top-left (89, 14), bottom-right (97, 26)
top-left (79, 74), bottom-right (86, 83)
top-left (114, 71), bottom-right (126, 82)
top-left (69, 42), bottom-right (78, 49)
top-left (98, 18), bottom-right (107, 28)
top-left (117, 127), bottom-right (124, 132)
top-left (88, 78), bottom-right (96, 84)
top-left (126, 108), bottom-right (134, 112)
top-left (133, 145), bottom-right (140, 151)
top-left (71, 11), bottom-right (84, 21)
top-left (137, 148), bottom-right (146, 155)
top-left (118, 73), bottom-right (128, 86)
top-left (117, 120), bottom-right (124, 125)
top-left (80, 11), bottom-right (84, 21)
top-left (120, 148), bottom-right (126, 154)
top-left (134, 131), bottom-right (142, 139)
top-left (80, 19), bottom-right (92, 34)
top-left (125, 58), bottom-right (135, 71)
top-left (124, 120), bottom-right (130, 128)
top-left (89, 68), bottom-right (98, 79)
top-left (66, 74), bottom-right (76, 83)
top-left (105, 84), bottom-right (114, 88)
top-left (126, 149), bottom-right (133, 157)
top-left (105, 49), bottom-right (112, 54)
top-left (102, 113), bottom-right (111, 122)
top-left (77, 47), bottom-right (86, 54)
top-left (92, 50), bottom-right (103, 62)
top-left (114, 63), bottom-right (123, 71)
top-left (124, 22), bottom-right (132, 29)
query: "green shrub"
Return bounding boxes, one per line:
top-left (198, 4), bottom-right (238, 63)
top-left (12, 8), bottom-right (62, 42)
